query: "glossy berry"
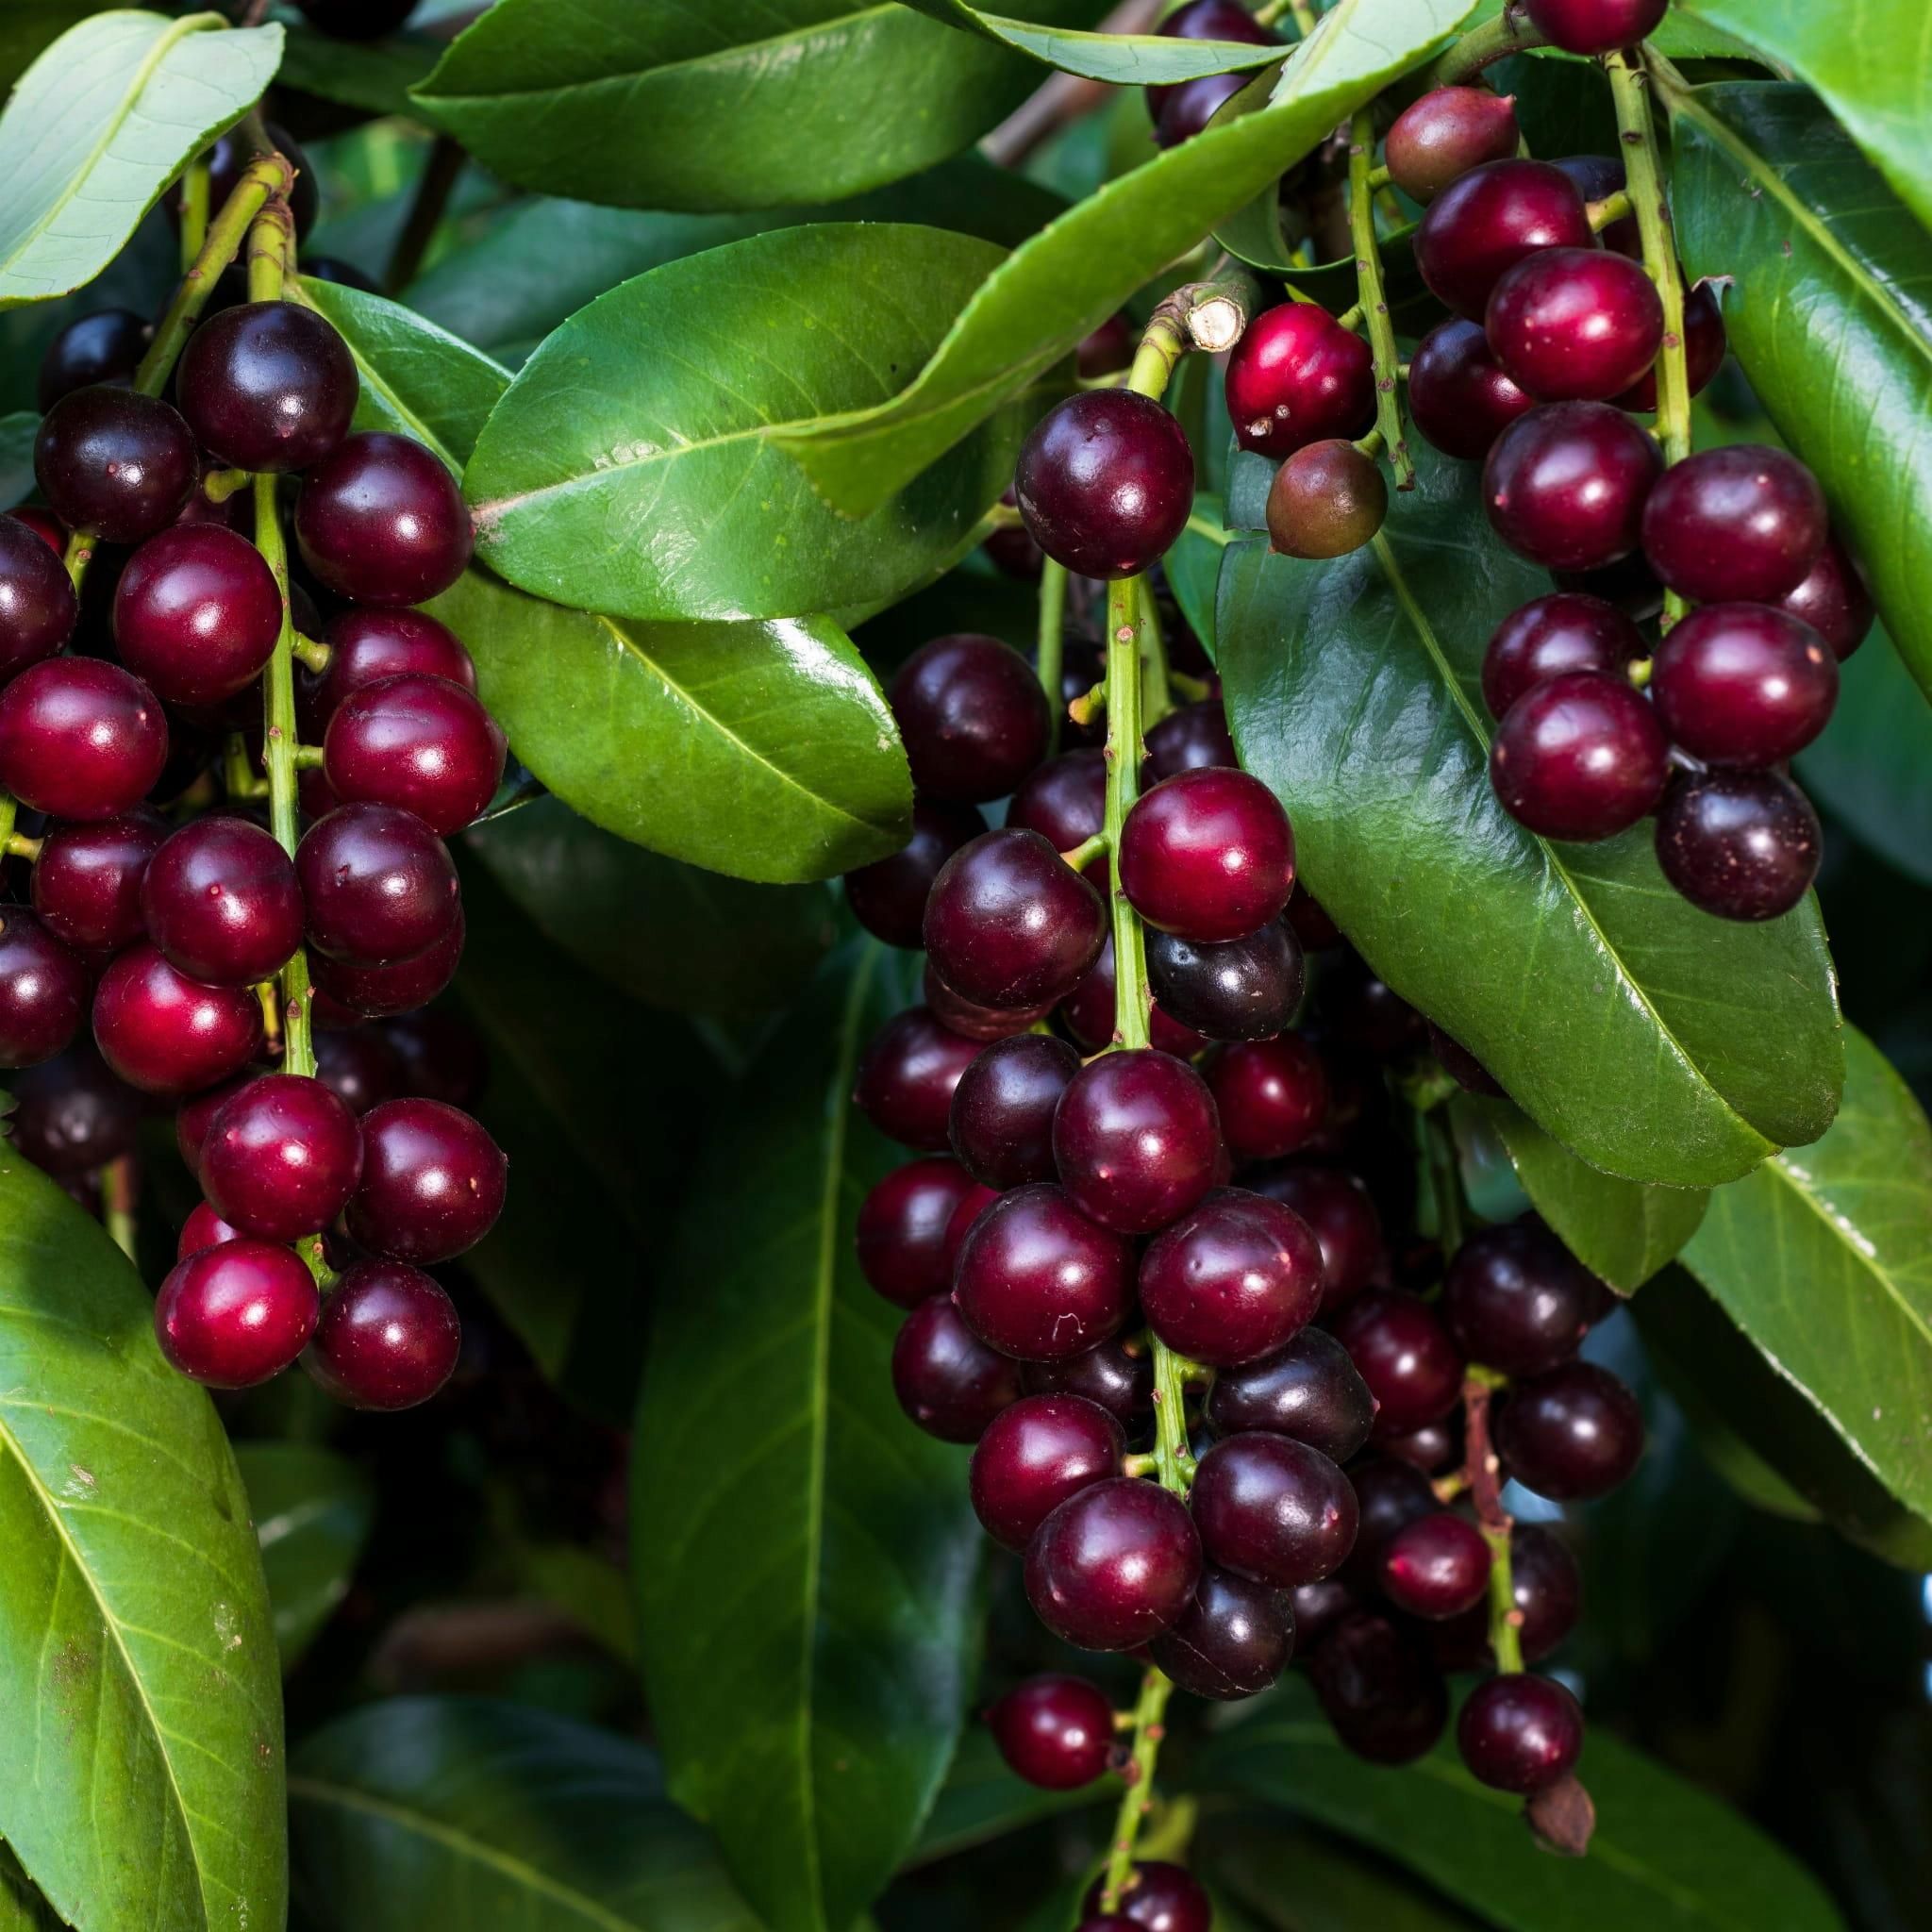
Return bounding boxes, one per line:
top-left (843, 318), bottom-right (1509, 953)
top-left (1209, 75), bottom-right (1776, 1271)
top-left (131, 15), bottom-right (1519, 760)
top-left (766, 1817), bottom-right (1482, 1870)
top-left (297, 803), bottom-right (461, 966)
top-left (1154, 72), bottom-right (1249, 146)
top-left (853, 1007), bottom-right (981, 1151)
top-left (1414, 160), bottom-right (1594, 319)
top-left (1223, 303), bottom-right (1374, 458)
top-left (1614, 279), bottom-right (1727, 413)
top-left (0, 909), bottom-right (86, 1068)
top-left (29, 811), bottom-right (164, 958)
top-left (953, 1182), bottom-right (1136, 1362)
top-left (37, 308), bottom-right (149, 411)
top-left (294, 432), bottom-right (474, 607)
top-left (1379, 1512), bottom-right (1492, 1620)
top-left (346, 1097), bottom-right (507, 1264)
top-left (176, 1200), bottom-right (242, 1262)
top-left (1052, 1048), bottom-right (1220, 1235)
top-left (1457, 1673), bottom-right (1585, 1793)
top-left (8, 1043), bottom-right (142, 1175)
top-left (142, 817), bottom-right (305, 986)
top-left (949, 1032), bottom-right (1080, 1190)
top-left (1773, 531), bottom-right (1874, 661)
top-left (1656, 768), bottom-right (1821, 922)
top-left (177, 301), bottom-right (357, 473)
top-left (1151, 1565), bottom-right (1294, 1700)
top-left (34, 387), bottom-right (196, 543)
top-left (1144, 703), bottom-right (1236, 781)
top-left (844, 797), bottom-right (985, 949)
top-left (1484, 246), bottom-right (1663, 406)
top-left (1385, 87), bottom-right (1520, 202)
top-left (1289, 1576), bottom-right (1357, 1654)
top-left (1204, 1327), bottom-right (1376, 1461)
top-left (986, 1674), bottom-right (1117, 1790)
top-left (175, 1069), bottom-right (256, 1180)
top-left (1191, 1432), bottom-right (1357, 1587)
top-left (305, 1261), bottom-right (461, 1411)
top-left (1482, 591), bottom-right (1644, 719)
top-left (1437, 1523), bottom-right (1585, 1670)
top-left (923, 961), bottom-right (1053, 1042)
top-left (1081, 1863), bottom-right (1213, 1932)
top-left (0, 658), bottom-right (168, 821)
top-left (114, 524), bottom-right (283, 707)
top-left (1060, 935), bottom-right (1209, 1058)
top-left (1144, 919), bottom-right (1305, 1041)
top-left (1008, 750), bottom-right (1106, 882)
top-left (0, 512), bottom-right (78, 679)
top-left (303, 608), bottom-right (478, 736)
top-left (924, 828), bottom-right (1106, 1010)
top-left (1014, 391), bottom-right (1194, 580)
top-left (1024, 1476), bottom-right (1202, 1650)
top-left (1650, 603), bottom-right (1838, 768)
top-left (892, 1293), bottom-right (1020, 1441)
top-left (1329, 1287), bottom-right (1464, 1435)
top-left (10, 508), bottom-right (65, 556)
top-left (1407, 318), bottom-right (1535, 460)
top-left (1490, 670), bottom-right (1669, 841)
top-left (889, 635), bottom-right (1050, 804)
top-left (201, 1074), bottom-right (364, 1241)
top-left (1641, 444), bottom-right (1827, 603)
top-left (1139, 1189), bottom-right (1323, 1367)
top-left (1381, 1417), bottom-right (1463, 1474)
top-left (1120, 769), bottom-right (1293, 943)
top-left (1308, 1610), bottom-right (1447, 1764)
top-left (1524, 0), bottom-right (1667, 57)
top-left (970, 1392), bottom-right (1124, 1549)
top-left (1022, 1348), bottom-right (1153, 1449)
top-left (1496, 1360), bottom-right (1642, 1499)
top-left (1247, 1164), bottom-right (1385, 1309)
top-left (1483, 402), bottom-right (1662, 571)
top-left (155, 1240), bottom-right (318, 1388)
top-left (1266, 440), bottom-right (1387, 558)
top-left (1342, 1457), bottom-right (1439, 1586)
top-left (858, 1158), bottom-right (981, 1307)
top-left (311, 1024), bottom-right (403, 1116)
top-left (308, 907), bottom-right (466, 1017)
top-left (324, 673), bottom-right (507, 834)
top-left (92, 942), bottom-right (263, 1095)
top-left (1207, 1034), bottom-right (1327, 1161)
top-left (1148, 0), bottom-right (1274, 119)
top-left (1442, 1220), bottom-right (1601, 1375)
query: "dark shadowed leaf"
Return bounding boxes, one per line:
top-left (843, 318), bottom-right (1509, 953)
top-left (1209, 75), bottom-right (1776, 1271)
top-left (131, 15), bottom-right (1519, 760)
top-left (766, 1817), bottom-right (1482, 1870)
top-left (908, 1726), bottom-right (1107, 1867)
top-left (236, 1441), bottom-right (374, 1671)
top-left (276, 25), bottom-right (439, 120)
top-left (0, 414), bottom-right (35, 511)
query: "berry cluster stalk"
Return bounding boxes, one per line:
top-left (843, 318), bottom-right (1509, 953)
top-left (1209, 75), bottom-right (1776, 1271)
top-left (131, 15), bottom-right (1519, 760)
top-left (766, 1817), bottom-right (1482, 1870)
top-left (1425, 6), bottom-right (1548, 87)
top-left (1348, 108), bottom-right (1413, 491)
top-left (1459, 1370), bottom-right (1523, 1673)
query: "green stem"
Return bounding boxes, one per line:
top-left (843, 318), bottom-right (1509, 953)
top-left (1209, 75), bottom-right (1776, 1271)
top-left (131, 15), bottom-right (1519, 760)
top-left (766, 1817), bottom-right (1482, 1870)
top-left (1102, 578), bottom-right (1151, 1054)
top-left (1037, 558), bottom-right (1068, 756)
top-left (1426, 5), bottom-right (1547, 86)
top-left (179, 156), bottom-right (209, 274)
top-left (1136, 577), bottom-right (1173, 726)
top-left (1349, 110), bottom-right (1412, 491)
top-left (1060, 832), bottom-right (1109, 874)
top-left (1099, 1669), bottom-right (1177, 1913)
top-left (0, 791), bottom-right (16, 853)
top-left (1586, 189), bottom-right (1633, 234)
top-left (1460, 1374), bottom-right (1523, 1672)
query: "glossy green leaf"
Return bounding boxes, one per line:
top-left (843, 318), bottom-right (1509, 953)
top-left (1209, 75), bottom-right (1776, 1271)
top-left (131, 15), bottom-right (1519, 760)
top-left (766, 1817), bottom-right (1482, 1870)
top-left (429, 569), bottom-right (912, 883)
top-left (0, 11), bottom-right (283, 308)
top-left (412, 0), bottom-right (1105, 214)
top-left (0, 413), bottom-right (36, 511)
top-left (464, 225), bottom-right (1022, 626)
top-left (1217, 442), bottom-right (1842, 1188)
top-left (1669, 83), bottom-right (1932, 707)
top-left (1214, 1822), bottom-right (1487, 1932)
top-left (633, 943), bottom-right (982, 1932)
top-left (289, 1697), bottom-right (760, 1929)
top-left (1197, 1677), bottom-right (1846, 1932)
top-left (0, 1155), bottom-right (284, 1932)
top-left (1453, 1096), bottom-right (1707, 1291)
top-left (236, 1441), bottom-right (373, 1671)
top-left (900, 0), bottom-right (1284, 83)
top-left (295, 276), bottom-right (508, 474)
top-left (1213, 213), bottom-right (1443, 338)
top-left (908, 1727), bottom-right (1106, 1867)
top-left (774, 0), bottom-right (1477, 516)
top-left (1166, 497), bottom-right (1230, 662)
top-left (1676, 1026), bottom-right (1932, 1534)
top-left (276, 24), bottom-right (438, 120)
top-left (466, 794), bottom-right (835, 1018)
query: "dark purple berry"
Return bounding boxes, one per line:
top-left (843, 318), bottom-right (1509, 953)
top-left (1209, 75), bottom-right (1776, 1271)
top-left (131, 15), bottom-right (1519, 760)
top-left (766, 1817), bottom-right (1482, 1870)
top-left (858, 1157), bottom-right (981, 1307)
top-left (34, 388), bottom-right (196, 543)
top-left (345, 1096), bottom-right (507, 1264)
top-left (0, 512), bottom-right (79, 679)
top-left (1655, 768), bottom-right (1820, 922)
top-left (949, 1031), bottom-right (1080, 1190)
top-left (324, 673), bottom-right (507, 834)
top-left (37, 309), bottom-right (149, 411)
top-left (844, 797), bottom-right (985, 948)
top-left (1247, 1164), bottom-right (1384, 1310)
top-left (1139, 1188), bottom-right (1323, 1368)
top-left (1457, 1672), bottom-right (1585, 1792)
top-left (1143, 919), bottom-right (1305, 1042)
top-left (891, 1293), bottom-right (1020, 1441)
top-left (1641, 444), bottom-right (1827, 604)
top-left (1203, 1326), bottom-right (1375, 1461)
top-left (296, 803), bottom-right (460, 966)
top-left (1407, 318), bottom-right (1535, 460)
top-left (1495, 1360), bottom-right (1642, 1499)
top-left (0, 909), bottom-right (86, 1068)
top-left (1483, 402), bottom-right (1662, 572)
top-left (853, 1006), bottom-right (982, 1152)
top-left (1485, 247), bottom-right (1663, 403)
top-left (1379, 1511), bottom-right (1492, 1620)
top-left (889, 634), bottom-right (1050, 804)
top-left (986, 1674), bottom-right (1117, 1790)
top-left (1207, 1033), bottom-right (1327, 1160)
top-left (294, 432), bottom-right (474, 607)
top-left (1482, 591), bottom-right (1645, 719)
top-left (1524, 0), bottom-right (1667, 57)
top-left (1191, 1432), bottom-right (1357, 1587)
top-left (924, 828), bottom-right (1106, 1010)
top-left (1052, 1048), bottom-right (1220, 1236)
top-left (1014, 392), bottom-right (1193, 580)
top-left (953, 1182), bottom-right (1136, 1362)
top-left (970, 1392), bottom-right (1124, 1550)
top-left (1150, 1565), bottom-right (1294, 1700)
top-left (1329, 1287), bottom-right (1464, 1436)
top-left (1649, 603), bottom-right (1838, 768)
top-left (304, 1260), bottom-right (461, 1410)
top-left (176, 301), bottom-right (358, 473)
top-left (1490, 670), bottom-right (1669, 841)
top-left (1772, 531), bottom-right (1874, 661)
top-left (1024, 1476), bottom-right (1202, 1650)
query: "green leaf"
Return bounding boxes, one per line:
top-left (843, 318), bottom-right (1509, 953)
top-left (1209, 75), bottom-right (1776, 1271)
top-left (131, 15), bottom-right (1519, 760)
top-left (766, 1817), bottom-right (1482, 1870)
top-left (1676, 1026), bottom-right (1932, 1537)
top-left (773, 0), bottom-right (1477, 517)
top-left (0, 412), bottom-right (36, 511)
top-left (1214, 1822), bottom-right (1488, 1932)
top-left (1214, 213), bottom-right (1442, 339)
top-left (899, 0), bottom-right (1284, 84)
top-left (633, 942), bottom-right (982, 1932)
top-left (907, 1726), bottom-right (1106, 1867)
top-left (1668, 82), bottom-right (1932, 707)
top-left (236, 1441), bottom-right (373, 1671)
top-left (467, 795), bottom-right (834, 1018)
top-left (429, 568), bottom-right (913, 883)
top-left (411, 0), bottom-right (1106, 214)
top-left (294, 276), bottom-right (508, 474)
top-left (1452, 1096), bottom-right (1707, 1291)
top-left (0, 1156), bottom-right (285, 1932)
top-left (464, 224), bottom-right (1021, 626)
top-left (1196, 1677), bottom-right (1846, 1932)
top-left (1166, 497), bottom-right (1230, 662)
top-left (0, 11), bottom-right (284, 308)
top-left (289, 1697), bottom-right (761, 1929)
top-left (1217, 441), bottom-right (1842, 1188)
top-left (276, 24), bottom-right (439, 120)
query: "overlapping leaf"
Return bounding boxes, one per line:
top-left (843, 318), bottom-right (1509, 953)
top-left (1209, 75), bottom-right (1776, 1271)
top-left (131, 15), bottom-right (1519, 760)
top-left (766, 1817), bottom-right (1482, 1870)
top-left (902, 0), bottom-right (1285, 84)
top-left (236, 1441), bottom-right (373, 1670)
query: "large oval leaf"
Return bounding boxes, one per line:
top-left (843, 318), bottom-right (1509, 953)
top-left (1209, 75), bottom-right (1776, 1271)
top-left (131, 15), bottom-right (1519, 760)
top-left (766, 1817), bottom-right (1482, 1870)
top-left (429, 568), bottom-right (912, 882)
top-left (901, 0), bottom-right (1285, 84)
top-left (632, 943), bottom-right (982, 1932)
top-left (464, 224), bottom-right (1020, 625)
top-left (774, 0), bottom-right (1477, 517)
top-left (289, 1696), bottom-right (760, 1928)
top-left (236, 1441), bottom-right (373, 1672)
top-left (1669, 82), bottom-right (1932, 707)
top-left (0, 1157), bottom-right (284, 1931)
top-left (0, 11), bottom-right (284, 308)
top-left (411, 0), bottom-right (1105, 214)
top-left (1218, 442), bottom-right (1841, 1188)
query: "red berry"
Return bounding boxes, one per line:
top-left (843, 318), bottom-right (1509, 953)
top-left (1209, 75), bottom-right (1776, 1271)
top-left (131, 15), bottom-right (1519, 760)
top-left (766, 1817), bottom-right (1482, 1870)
top-left (175, 1199), bottom-right (242, 1262)
top-left (308, 908), bottom-right (466, 1017)
top-left (0, 908), bottom-right (86, 1068)
top-left (970, 1392), bottom-right (1124, 1550)
top-left (891, 1293), bottom-right (1020, 1441)
top-left (1308, 1609), bottom-right (1447, 1764)
top-left (1385, 87), bottom-right (1521, 202)
top-left (176, 300), bottom-right (358, 474)
top-left (1612, 279), bottom-right (1726, 413)
top-left (1203, 1327), bottom-right (1375, 1462)
top-left (1772, 530), bottom-right (1874, 662)
top-left (142, 817), bottom-right (305, 986)
top-left (1407, 318), bottom-right (1535, 460)
top-left (1149, 1564), bottom-right (1294, 1700)
top-left (1482, 591), bottom-right (1645, 719)
top-left (155, 1240), bottom-right (318, 1388)
top-left (1223, 303), bottom-right (1374, 459)
top-left (1650, 603), bottom-right (1838, 768)
top-left (1191, 1432), bottom-right (1358, 1587)
top-left (922, 960), bottom-right (1053, 1042)
top-left (986, 1674), bottom-right (1117, 1790)
top-left (1656, 767), bottom-right (1821, 922)
top-left (294, 432), bottom-right (474, 607)
top-left (324, 673), bottom-right (507, 834)
top-left (34, 388), bottom-right (196, 543)
top-left (1414, 159), bottom-right (1594, 319)
top-left (924, 828), bottom-right (1106, 1011)
top-left (852, 1006), bottom-right (982, 1153)
top-left (1490, 669), bottom-right (1669, 841)
top-left (1138, 1188), bottom-right (1323, 1368)
top-left (296, 803), bottom-right (461, 966)
top-left (1024, 1476), bottom-right (1202, 1650)
top-left (1060, 934), bottom-right (1210, 1058)
top-left (201, 1073), bottom-right (364, 1241)
top-left (0, 512), bottom-right (78, 679)
top-left (304, 1260), bottom-right (461, 1410)
top-left (1485, 247), bottom-right (1663, 403)
top-left (857, 1157), bottom-right (981, 1307)
top-left (0, 658), bottom-right (169, 821)
top-left (953, 1182), bottom-right (1136, 1363)
top-left (1144, 702), bottom-right (1236, 781)
top-left (1008, 749), bottom-right (1107, 883)
top-left (1378, 1511), bottom-right (1492, 1620)
top-left (1329, 1287), bottom-right (1465, 1435)
top-left (1014, 392), bottom-right (1193, 580)
top-left (31, 813), bottom-right (164, 953)
top-left (1119, 768), bottom-right (1294, 943)
top-left (302, 608), bottom-right (478, 736)
top-left (1247, 1164), bottom-right (1385, 1309)
top-left (1640, 444), bottom-right (1827, 603)
top-left (844, 798), bottom-right (987, 949)
top-left (1206, 1034), bottom-right (1327, 1160)
top-left (1495, 1360), bottom-right (1642, 1499)
top-left (1524, 0), bottom-right (1667, 58)
top-left (889, 635), bottom-right (1050, 805)
top-left (92, 942), bottom-right (263, 1095)
top-left (175, 1069), bottom-right (257, 1179)
top-left (1483, 402), bottom-right (1662, 572)
top-left (346, 1096), bottom-right (507, 1264)
top-left (1081, 1864), bottom-right (1212, 1932)
top-left (949, 1031), bottom-right (1080, 1190)
top-left (1442, 1220), bottom-right (1601, 1375)
top-left (1052, 1048), bottom-right (1220, 1235)
top-left (1457, 1672), bottom-right (1584, 1792)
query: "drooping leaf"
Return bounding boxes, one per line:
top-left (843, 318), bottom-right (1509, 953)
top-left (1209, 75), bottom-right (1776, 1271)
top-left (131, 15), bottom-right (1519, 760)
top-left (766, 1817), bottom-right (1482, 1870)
top-left (236, 1441), bottom-right (374, 1671)
top-left (1196, 1677), bottom-right (1846, 1932)
top-left (410, 0), bottom-right (1107, 214)
top-left (0, 11), bottom-right (284, 308)
top-left (289, 1697), bottom-right (761, 1929)
top-left (275, 24), bottom-right (439, 120)
top-left (0, 1156), bottom-right (284, 1932)
top-left (429, 569), bottom-right (913, 883)
top-left (907, 1727), bottom-right (1107, 1868)
top-left (1669, 82), bottom-right (1932, 707)
top-left (900, 0), bottom-right (1285, 84)
top-left (1217, 441), bottom-right (1842, 1188)
top-left (773, 0), bottom-right (1477, 517)
top-left (467, 795), bottom-right (834, 1019)
top-left (1452, 1096), bottom-right (1707, 1291)
top-left (633, 943), bottom-right (982, 1932)
top-left (464, 225), bottom-right (1023, 626)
